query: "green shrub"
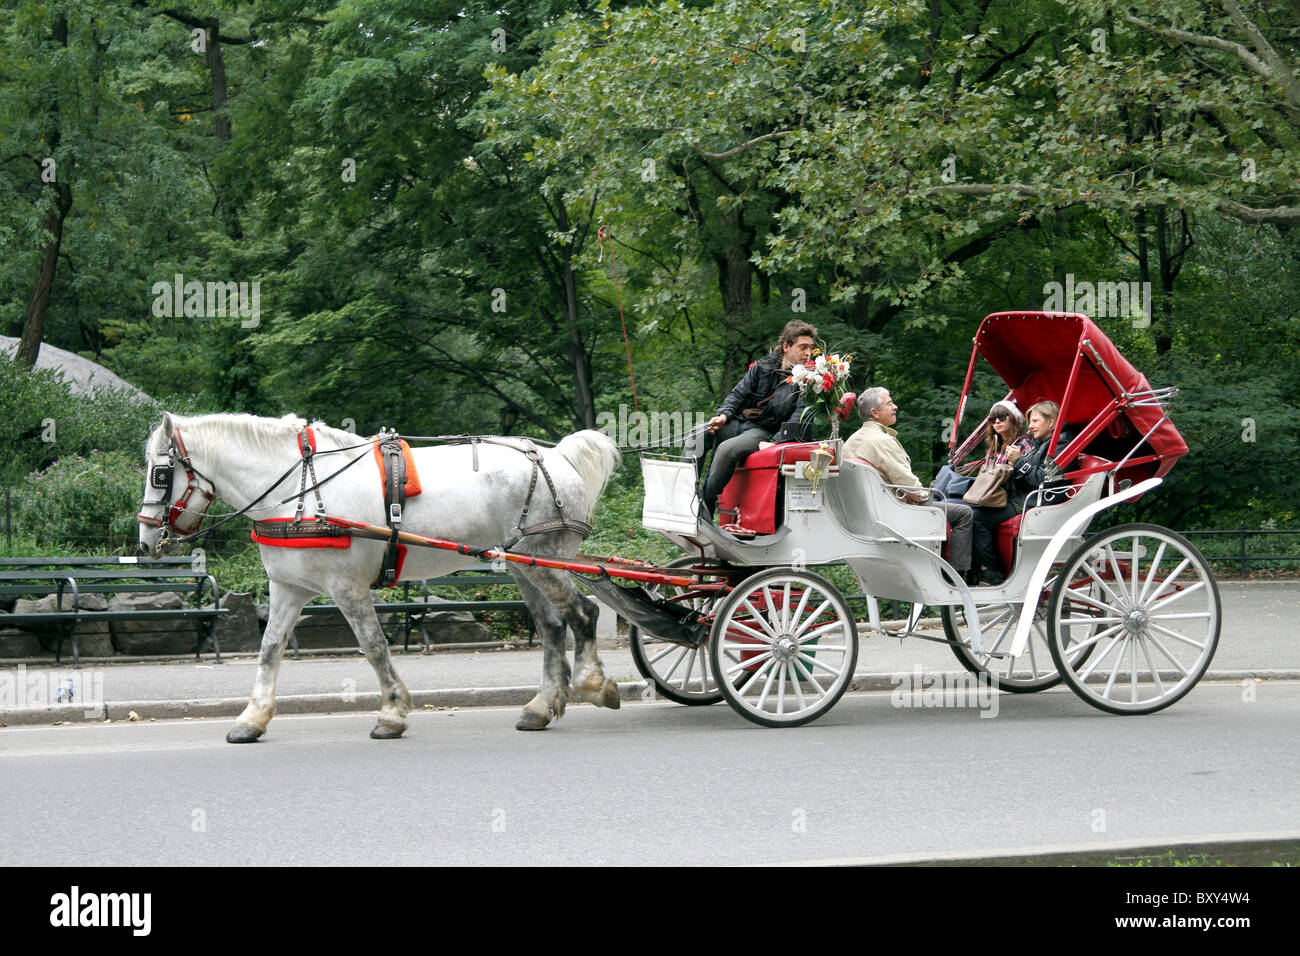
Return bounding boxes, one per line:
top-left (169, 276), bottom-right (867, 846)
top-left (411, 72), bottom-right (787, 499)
top-left (0, 360), bottom-right (159, 487)
top-left (12, 450), bottom-right (144, 552)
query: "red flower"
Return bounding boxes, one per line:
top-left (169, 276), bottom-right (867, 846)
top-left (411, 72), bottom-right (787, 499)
top-left (821, 373), bottom-right (834, 391)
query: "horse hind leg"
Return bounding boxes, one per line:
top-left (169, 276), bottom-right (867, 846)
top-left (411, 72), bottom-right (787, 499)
top-left (565, 579), bottom-right (620, 710)
top-left (228, 580), bottom-right (314, 743)
top-left (330, 581), bottom-right (412, 739)
top-left (511, 570), bottom-right (571, 731)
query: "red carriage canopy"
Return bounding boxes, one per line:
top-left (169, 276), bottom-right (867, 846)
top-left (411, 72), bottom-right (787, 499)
top-left (962, 311), bottom-right (1188, 483)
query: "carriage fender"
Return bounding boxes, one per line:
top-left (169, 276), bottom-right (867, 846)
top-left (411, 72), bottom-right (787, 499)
top-left (1009, 477), bottom-right (1163, 658)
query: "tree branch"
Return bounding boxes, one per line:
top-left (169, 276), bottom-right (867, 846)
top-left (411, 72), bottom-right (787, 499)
top-left (691, 130), bottom-right (791, 161)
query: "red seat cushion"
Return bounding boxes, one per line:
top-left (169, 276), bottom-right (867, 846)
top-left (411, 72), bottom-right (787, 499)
top-left (717, 442), bottom-right (831, 535)
top-left (996, 514), bottom-right (1022, 572)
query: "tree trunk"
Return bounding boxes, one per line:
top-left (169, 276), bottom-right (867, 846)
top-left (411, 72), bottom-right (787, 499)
top-left (556, 204), bottom-right (596, 429)
top-left (15, 14), bottom-right (72, 369)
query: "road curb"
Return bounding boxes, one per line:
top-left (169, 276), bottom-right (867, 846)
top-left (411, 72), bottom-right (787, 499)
top-left (774, 830), bottom-right (1300, 867)
top-left (2, 669), bottom-right (1297, 727)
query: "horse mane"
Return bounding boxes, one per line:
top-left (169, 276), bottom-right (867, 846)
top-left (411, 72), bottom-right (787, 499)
top-left (171, 412), bottom-right (361, 457)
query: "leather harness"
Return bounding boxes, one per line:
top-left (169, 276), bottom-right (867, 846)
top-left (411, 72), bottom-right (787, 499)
top-left (248, 430), bottom-right (592, 588)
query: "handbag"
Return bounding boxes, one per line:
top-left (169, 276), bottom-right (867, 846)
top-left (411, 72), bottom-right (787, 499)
top-left (963, 461), bottom-right (1013, 508)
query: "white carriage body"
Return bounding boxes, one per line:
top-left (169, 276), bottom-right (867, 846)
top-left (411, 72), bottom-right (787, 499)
top-left (642, 449), bottom-right (1112, 624)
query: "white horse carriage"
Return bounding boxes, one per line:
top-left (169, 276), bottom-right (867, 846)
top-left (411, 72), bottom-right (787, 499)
top-left (137, 310), bottom-right (1220, 738)
top-left (613, 311), bottom-right (1221, 726)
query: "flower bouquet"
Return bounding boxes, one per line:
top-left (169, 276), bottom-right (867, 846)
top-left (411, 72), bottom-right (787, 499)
top-left (789, 346), bottom-right (854, 441)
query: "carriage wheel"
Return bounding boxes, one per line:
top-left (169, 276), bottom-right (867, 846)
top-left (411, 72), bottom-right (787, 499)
top-left (943, 574), bottom-right (1098, 692)
top-left (629, 556), bottom-right (723, 705)
top-left (943, 598), bottom-right (1061, 693)
top-left (709, 568), bottom-right (859, 728)
top-left (1048, 524), bottom-right (1220, 715)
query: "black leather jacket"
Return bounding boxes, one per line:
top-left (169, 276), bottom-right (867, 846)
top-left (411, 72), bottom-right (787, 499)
top-left (1012, 429), bottom-right (1076, 506)
top-left (717, 352), bottom-right (812, 443)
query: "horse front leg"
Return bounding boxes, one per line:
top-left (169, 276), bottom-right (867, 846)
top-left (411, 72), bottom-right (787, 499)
top-left (330, 580), bottom-right (412, 739)
top-left (227, 580), bottom-right (314, 743)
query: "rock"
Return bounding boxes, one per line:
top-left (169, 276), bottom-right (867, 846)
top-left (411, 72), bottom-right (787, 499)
top-left (0, 628), bottom-right (43, 658)
top-left (292, 609), bottom-right (358, 650)
top-left (387, 597), bottom-right (494, 645)
top-left (214, 591), bottom-right (262, 653)
top-left (108, 591), bottom-right (197, 656)
top-left (8, 593), bottom-right (112, 657)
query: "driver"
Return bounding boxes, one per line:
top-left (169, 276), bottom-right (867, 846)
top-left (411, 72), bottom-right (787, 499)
top-left (693, 320), bottom-right (817, 517)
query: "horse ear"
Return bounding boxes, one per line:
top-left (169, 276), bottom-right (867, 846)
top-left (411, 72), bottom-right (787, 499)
top-left (162, 412), bottom-right (175, 441)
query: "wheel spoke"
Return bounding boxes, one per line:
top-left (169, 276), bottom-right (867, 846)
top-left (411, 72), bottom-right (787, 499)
top-left (797, 619), bottom-right (846, 644)
top-left (734, 654), bottom-right (776, 693)
top-left (1146, 579), bottom-right (1206, 614)
top-left (788, 586), bottom-right (811, 637)
top-left (1131, 535), bottom-right (1140, 602)
top-left (757, 658), bottom-right (780, 709)
top-left (789, 662), bottom-right (808, 711)
top-left (1138, 636), bottom-right (1166, 697)
top-left (742, 598), bottom-right (780, 641)
top-left (791, 599), bottom-right (831, 639)
top-left (662, 646), bottom-right (689, 682)
top-left (1080, 558), bottom-right (1128, 608)
top-left (795, 649), bottom-right (843, 678)
top-left (1147, 622), bottom-right (1207, 650)
top-left (647, 643), bottom-right (684, 668)
top-left (724, 649), bottom-right (772, 681)
top-left (1078, 630), bottom-right (1127, 680)
top-left (727, 618), bottom-right (774, 645)
top-left (1144, 631), bottom-right (1191, 677)
top-left (1148, 611), bottom-right (1212, 621)
top-left (793, 657), bottom-right (828, 695)
top-left (1102, 634), bottom-right (1131, 698)
top-left (1063, 586), bottom-right (1121, 615)
top-left (1066, 620), bottom-right (1127, 655)
top-left (1138, 541), bottom-right (1168, 604)
top-left (1104, 542), bottom-right (1132, 606)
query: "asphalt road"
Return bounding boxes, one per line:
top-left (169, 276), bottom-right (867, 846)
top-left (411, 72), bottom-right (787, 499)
top-left (2, 679), bottom-right (1295, 866)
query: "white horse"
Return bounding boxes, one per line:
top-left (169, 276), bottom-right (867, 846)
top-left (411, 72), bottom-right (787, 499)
top-left (137, 412), bottom-right (622, 742)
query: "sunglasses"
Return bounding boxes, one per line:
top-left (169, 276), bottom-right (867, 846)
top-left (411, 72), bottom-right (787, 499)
top-left (990, 411), bottom-right (1011, 422)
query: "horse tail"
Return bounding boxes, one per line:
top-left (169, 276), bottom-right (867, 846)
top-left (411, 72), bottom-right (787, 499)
top-left (553, 429), bottom-right (622, 521)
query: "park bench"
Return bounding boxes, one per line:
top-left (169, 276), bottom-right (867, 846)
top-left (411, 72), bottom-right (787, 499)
top-left (298, 561), bottom-right (534, 652)
top-left (0, 556), bottom-right (226, 665)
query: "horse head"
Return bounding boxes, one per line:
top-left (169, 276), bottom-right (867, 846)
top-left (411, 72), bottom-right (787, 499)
top-left (137, 412), bottom-right (216, 558)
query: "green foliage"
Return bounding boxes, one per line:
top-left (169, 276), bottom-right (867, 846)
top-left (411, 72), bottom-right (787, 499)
top-left (11, 450), bottom-right (144, 552)
top-left (0, 359), bottom-right (159, 486)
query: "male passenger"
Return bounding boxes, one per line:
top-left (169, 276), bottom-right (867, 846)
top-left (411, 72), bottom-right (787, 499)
top-left (842, 387), bottom-right (973, 582)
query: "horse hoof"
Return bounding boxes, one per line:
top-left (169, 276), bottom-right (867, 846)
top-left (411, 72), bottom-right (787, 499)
top-left (369, 723), bottom-right (406, 739)
top-left (600, 680), bottom-right (621, 709)
top-left (226, 723), bottom-right (264, 744)
top-left (515, 711), bottom-right (550, 731)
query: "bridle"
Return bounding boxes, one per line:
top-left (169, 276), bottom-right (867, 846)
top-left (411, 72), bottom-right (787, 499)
top-left (138, 425), bottom-right (376, 551)
top-left (137, 426), bottom-right (216, 547)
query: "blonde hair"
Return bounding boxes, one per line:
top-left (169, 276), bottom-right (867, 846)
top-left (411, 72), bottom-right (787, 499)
top-left (1027, 400), bottom-right (1060, 425)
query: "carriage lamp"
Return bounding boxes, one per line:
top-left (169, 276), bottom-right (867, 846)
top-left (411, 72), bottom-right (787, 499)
top-left (803, 442), bottom-right (835, 495)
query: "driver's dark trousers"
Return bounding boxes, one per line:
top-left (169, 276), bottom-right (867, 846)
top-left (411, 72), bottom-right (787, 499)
top-left (690, 419), bottom-right (771, 514)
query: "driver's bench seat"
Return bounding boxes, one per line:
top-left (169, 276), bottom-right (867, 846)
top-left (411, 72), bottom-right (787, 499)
top-left (715, 442), bottom-right (829, 535)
